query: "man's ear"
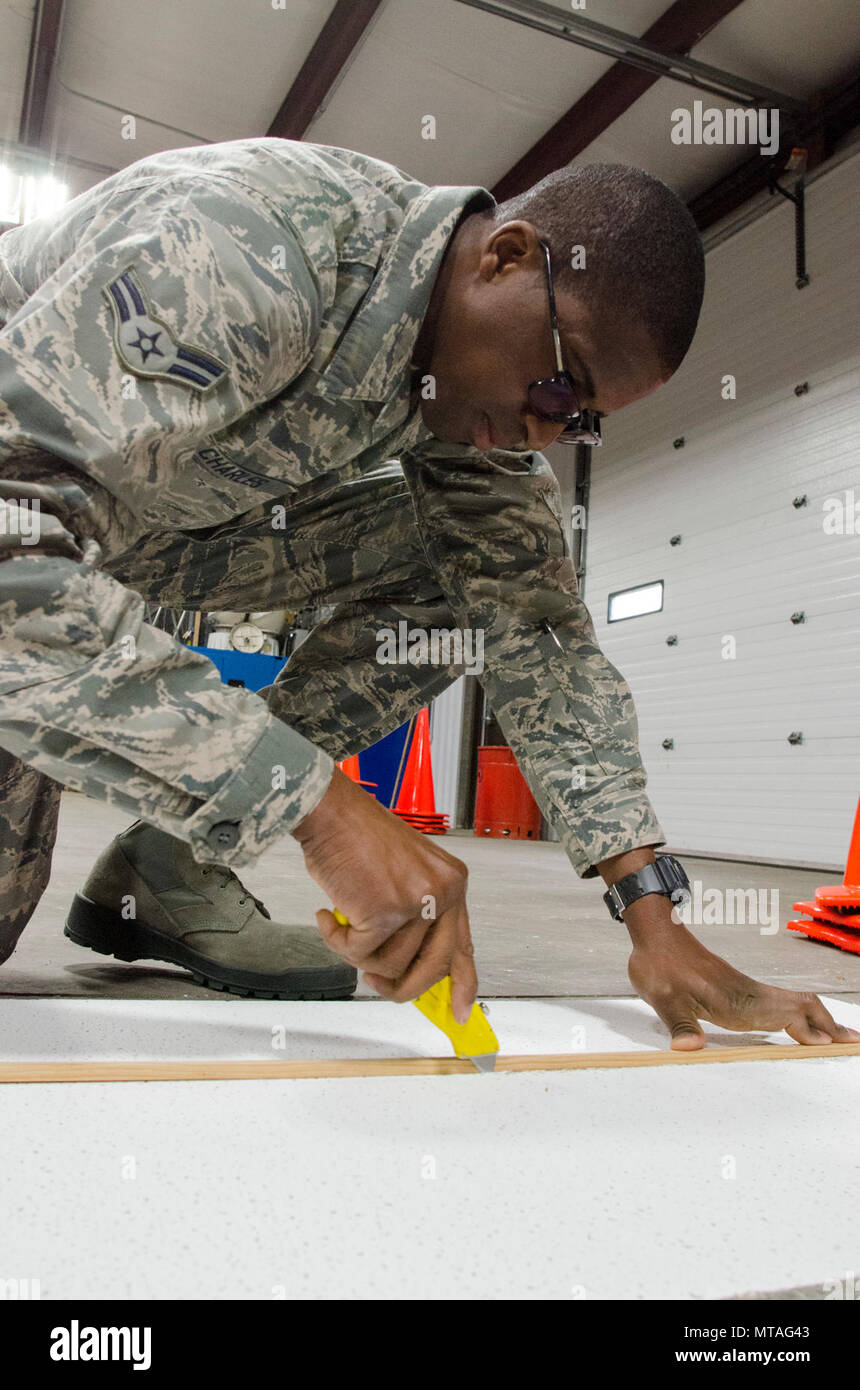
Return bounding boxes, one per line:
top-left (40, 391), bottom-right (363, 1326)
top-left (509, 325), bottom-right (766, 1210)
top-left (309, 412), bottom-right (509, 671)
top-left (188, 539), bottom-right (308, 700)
top-left (482, 220), bottom-right (541, 280)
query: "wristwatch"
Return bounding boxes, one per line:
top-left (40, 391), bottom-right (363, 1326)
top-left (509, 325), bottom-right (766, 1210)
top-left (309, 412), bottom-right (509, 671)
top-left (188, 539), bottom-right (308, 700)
top-left (602, 854), bottom-right (690, 922)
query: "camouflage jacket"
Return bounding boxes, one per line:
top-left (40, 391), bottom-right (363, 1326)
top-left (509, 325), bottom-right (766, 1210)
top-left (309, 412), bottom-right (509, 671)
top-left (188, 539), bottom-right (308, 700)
top-left (0, 138), bottom-right (664, 874)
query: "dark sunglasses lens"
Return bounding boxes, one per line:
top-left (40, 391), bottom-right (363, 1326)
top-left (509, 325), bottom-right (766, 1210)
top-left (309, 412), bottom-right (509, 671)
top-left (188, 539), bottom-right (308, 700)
top-left (529, 376), bottom-right (579, 421)
top-left (560, 411), bottom-right (602, 446)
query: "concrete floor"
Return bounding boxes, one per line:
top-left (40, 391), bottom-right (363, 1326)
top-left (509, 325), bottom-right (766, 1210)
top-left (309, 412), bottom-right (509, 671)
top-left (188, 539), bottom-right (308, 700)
top-left (3, 790), bottom-right (859, 1008)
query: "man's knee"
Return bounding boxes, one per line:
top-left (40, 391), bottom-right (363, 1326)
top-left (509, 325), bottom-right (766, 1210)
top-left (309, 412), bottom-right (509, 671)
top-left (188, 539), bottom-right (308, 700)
top-left (0, 552), bottom-right (98, 696)
top-left (0, 751), bottom-right (61, 957)
top-left (0, 547), bottom-right (139, 699)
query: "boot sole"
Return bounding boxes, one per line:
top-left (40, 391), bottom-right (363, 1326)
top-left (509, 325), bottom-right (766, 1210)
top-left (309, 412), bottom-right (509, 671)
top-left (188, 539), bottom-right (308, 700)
top-left (64, 893), bottom-right (357, 1001)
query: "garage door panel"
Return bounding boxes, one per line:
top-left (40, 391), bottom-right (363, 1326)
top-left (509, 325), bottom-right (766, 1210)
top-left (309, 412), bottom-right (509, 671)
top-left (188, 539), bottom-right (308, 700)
top-left (568, 153), bottom-right (860, 869)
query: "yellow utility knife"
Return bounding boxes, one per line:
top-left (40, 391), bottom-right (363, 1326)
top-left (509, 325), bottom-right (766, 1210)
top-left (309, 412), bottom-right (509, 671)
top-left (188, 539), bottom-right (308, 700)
top-left (333, 910), bottom-right (499, 1072)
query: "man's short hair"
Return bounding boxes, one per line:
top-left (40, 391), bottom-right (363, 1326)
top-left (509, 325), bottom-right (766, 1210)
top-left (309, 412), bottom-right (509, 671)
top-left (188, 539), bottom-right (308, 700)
top-left (494, 162), bottom-right (705, 375)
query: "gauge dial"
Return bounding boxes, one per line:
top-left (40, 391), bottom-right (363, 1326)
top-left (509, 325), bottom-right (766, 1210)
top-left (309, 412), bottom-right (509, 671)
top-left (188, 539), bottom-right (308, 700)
top-left (230, 621), bottom-right (265, 654)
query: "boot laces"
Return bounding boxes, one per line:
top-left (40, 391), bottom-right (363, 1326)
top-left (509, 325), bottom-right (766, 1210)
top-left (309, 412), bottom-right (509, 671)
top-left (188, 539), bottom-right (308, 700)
top-left (200, 865), bottom-right (269, 915)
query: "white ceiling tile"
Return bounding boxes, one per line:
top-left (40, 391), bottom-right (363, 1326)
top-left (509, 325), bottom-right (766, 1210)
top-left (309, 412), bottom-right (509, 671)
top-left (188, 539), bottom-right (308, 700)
top-left (2, 0), bottom-right (857, 215)
top-left (45, 0), bottom-right (337, 168)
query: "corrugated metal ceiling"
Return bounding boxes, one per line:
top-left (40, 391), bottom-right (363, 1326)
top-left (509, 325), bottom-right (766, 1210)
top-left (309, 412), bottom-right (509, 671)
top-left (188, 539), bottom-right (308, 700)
top-left (1, 0), bottom-right (858, 205)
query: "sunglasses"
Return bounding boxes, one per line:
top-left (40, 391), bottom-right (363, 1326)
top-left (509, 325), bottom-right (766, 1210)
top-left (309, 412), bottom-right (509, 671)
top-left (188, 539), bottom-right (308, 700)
top-left (527, 240), bottom-right (602, 446)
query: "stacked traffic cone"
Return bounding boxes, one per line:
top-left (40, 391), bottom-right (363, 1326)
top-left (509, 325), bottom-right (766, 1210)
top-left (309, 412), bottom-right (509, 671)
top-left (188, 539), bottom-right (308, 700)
top-left (338, 754), bottom-right (377, 797)
top-left (788, 795), bottom-right (860, 954)
top-left (392, 709), bottom-right (448, 834)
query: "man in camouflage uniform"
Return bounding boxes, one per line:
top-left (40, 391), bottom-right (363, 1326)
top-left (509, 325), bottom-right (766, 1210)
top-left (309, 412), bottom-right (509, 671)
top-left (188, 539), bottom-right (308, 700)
top-left (1, 138), bottom-right (854, 1046)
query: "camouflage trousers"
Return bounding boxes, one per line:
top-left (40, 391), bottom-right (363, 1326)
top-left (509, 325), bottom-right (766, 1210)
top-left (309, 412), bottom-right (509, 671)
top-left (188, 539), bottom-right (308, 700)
top-left (0, 465), bottom-right (464, 961)
top-left (0, 751), bottom-right (62, 964)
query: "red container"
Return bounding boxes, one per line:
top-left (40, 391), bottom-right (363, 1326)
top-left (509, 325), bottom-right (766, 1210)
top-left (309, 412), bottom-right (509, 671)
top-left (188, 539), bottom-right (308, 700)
top-left (473, 745), bottom-right (542, 839)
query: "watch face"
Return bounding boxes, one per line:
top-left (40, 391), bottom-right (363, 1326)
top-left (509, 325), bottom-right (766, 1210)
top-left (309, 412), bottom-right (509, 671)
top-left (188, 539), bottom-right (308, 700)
top-left (660, 855), bottom-right (690, 886)
top-left (229, 621), bottom-right (264, 654)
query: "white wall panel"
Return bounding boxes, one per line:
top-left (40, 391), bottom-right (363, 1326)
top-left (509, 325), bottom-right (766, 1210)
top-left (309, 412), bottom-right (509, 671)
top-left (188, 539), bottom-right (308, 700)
top-left (430, 675), bottom-right (465, 824)
top-left (564, 151), bottom-right (860, 869)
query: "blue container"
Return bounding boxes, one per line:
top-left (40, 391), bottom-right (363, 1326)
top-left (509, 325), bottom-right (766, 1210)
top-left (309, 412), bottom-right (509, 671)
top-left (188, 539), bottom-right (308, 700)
top-left (190, 646), bottom-right (285, 693)
top-left (357, 721), bottom-right (412, 810)
top-left (193, 644), bottom-right (412, 806)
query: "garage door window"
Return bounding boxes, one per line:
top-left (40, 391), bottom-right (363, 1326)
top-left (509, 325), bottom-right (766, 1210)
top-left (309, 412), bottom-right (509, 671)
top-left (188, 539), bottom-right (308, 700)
top-left (607, 580), bottom-right (664, 623)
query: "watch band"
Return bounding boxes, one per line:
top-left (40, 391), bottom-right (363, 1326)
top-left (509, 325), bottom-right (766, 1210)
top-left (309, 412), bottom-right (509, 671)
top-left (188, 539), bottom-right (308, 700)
top-left (602, 855), bottom-right (690, 922)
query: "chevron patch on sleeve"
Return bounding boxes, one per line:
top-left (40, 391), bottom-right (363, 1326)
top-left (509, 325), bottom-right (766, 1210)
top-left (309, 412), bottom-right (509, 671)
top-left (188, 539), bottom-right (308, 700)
top-left (103, 267), bottom-right (228, 391)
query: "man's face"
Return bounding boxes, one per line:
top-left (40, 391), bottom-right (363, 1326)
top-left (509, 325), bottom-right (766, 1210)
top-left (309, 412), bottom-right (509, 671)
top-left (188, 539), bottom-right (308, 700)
top-left (418, 218), bottom-right (670, 451)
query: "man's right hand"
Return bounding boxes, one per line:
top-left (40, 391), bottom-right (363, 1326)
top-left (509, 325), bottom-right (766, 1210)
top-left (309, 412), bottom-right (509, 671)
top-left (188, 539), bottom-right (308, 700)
top-left (291, 767), bottom-right (477, 1023)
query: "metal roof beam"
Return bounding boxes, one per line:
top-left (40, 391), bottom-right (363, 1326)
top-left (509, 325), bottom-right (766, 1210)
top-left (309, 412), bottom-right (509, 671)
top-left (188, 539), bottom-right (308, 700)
top-left (490, 0), bottom-right (748, 200)
top-left (18, 0), bottom-right (66, 150)
top-left (455, 0), bottom-right (804, 110)
top-left (267, 0), bottom-right (385, 141)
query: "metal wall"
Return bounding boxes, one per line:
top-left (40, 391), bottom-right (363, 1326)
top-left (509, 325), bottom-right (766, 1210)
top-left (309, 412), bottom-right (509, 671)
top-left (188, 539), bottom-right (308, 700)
top-left (429, 676), bottom-right (466, 826)
top-left (560, 149), bottom-right (860, 869)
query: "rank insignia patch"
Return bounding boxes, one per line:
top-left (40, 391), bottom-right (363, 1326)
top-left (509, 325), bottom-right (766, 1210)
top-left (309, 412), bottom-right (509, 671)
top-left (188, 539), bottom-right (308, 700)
top-left (104, 267), bottom-right (228, 391)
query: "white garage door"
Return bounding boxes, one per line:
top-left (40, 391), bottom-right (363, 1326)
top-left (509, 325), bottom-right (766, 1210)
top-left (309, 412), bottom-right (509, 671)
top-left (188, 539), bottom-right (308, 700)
top-left (560, 149), bottom-right (860, 870)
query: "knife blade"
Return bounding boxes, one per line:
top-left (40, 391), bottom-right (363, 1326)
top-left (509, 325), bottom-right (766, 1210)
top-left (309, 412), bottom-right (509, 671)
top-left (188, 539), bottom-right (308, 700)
top-left (333, 910), bottom-right (499, 1072)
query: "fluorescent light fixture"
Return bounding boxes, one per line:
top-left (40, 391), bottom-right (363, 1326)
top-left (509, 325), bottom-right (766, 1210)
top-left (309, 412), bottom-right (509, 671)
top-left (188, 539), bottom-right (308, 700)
top-left (0, 163), bottom-right (69, 226)
top-left (608, 580), bottom-right (664, 622)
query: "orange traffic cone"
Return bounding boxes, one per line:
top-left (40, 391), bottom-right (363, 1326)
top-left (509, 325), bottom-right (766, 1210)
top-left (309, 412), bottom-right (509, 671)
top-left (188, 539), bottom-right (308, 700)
top-left (815, 794), bottom-right (860, 906)
top-left (393, 709), bottom-right (448, 834)
top-left (338, 754), bottom-right (377, 797)
top-left (788, 793), bottom-right (860, 951)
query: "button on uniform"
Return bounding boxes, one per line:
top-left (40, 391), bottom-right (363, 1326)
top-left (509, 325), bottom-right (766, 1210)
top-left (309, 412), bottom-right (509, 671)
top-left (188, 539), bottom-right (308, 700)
top-left (207, 822), bottom-right (240, 851)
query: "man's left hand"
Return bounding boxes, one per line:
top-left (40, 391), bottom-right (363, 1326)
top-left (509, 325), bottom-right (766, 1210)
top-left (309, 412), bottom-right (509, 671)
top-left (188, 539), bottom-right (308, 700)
top-left (626, 901), bottom-right (860, 1050)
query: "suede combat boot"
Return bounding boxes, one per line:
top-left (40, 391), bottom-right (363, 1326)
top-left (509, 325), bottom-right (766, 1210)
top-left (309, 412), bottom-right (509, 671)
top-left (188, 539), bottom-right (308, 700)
top-left (65, 821), bottom-right (356, 999)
